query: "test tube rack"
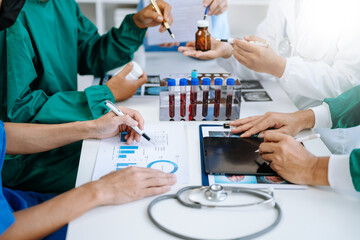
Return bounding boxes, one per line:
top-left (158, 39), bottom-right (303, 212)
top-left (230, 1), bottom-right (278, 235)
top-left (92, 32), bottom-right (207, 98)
top-left (159, 73), bottom-right (242, 121)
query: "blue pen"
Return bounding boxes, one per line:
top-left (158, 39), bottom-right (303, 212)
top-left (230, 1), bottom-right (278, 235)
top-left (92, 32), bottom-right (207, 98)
top-left (204, 5), bottom-right (210, 20)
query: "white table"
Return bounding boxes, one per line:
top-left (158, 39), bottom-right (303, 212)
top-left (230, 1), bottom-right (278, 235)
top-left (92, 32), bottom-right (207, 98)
top-left (67, 52), bottom-right (360, 240)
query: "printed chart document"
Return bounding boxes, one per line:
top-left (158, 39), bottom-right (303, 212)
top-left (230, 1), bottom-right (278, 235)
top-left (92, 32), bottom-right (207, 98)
top-left (92, 122), bottom-right (189, 183)
top-left (144, 0), bottom-right (206, 45)
top-left (201, 126), bottom-right (307, 189)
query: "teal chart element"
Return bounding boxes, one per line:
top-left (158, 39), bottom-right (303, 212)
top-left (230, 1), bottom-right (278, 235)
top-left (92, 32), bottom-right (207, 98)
top-left (116, 163), bottom-right (136, 170)
top-left (147, 160), bottom-right (178, 173)
top-left (118, 145), bottom-right (139, 158)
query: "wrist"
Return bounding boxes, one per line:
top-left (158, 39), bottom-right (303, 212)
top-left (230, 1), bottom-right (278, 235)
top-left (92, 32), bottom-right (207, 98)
top-left (295, 110), bottom-right (316, 130)
top-left (78, 121), bottom-right (97, 139)
top-left (79, 182), bottom-right (105, 208)
top-left (132, 13), bottom-right (146, 29)
top-left (272, 56), bottom-right (286, 78)
top-left (310, 157), bottom-right (330, 186)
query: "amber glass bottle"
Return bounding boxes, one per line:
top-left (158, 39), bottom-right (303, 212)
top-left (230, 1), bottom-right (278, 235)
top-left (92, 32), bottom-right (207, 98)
top-left (195, 20), bottom-right (211, 51)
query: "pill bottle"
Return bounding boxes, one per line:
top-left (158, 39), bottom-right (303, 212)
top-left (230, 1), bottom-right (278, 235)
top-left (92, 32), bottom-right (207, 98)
top-left (126, 61), bottom-right (143, 81)
top-left (195, 20), bottom-right (211, 51)
top-left (112, 61), bottom-right (143, 81)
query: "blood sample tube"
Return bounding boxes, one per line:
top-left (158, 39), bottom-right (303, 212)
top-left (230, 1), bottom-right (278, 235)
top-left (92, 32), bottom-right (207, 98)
top-left (226, 78), bottom-right (235, 119)
top-left (202, 77), bottom-right (211, 117)
top-left (214, 78), bottom-right (223, 118)
top-left (189, 78), bottom-right (199, 120)
top-left (179, 78), bottom-right (187, 118)
top-left (168, 78), bottom-right (176, 119)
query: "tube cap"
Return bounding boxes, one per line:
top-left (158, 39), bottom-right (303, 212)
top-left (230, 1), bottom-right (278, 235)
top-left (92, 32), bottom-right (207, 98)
top-left (191, 69), bottom-right (198, 79)
top-left (214, 78), bottom-right (223, 86)
top-left (168, 78), bottom-right (176, 86)
top-left (202, 78), bottom-right (211, 85)
top-left (226, 78), bottom-right (235, 86)
top-left (191, 78), bottom-right (199, 86)
top-left (179, 78), bottom-right (188, 86)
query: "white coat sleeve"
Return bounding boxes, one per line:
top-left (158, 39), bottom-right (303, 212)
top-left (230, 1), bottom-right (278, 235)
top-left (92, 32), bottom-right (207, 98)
top-left (309, 103), bottom-right (332, 129)
top-left (279, 43), bottom-right (360, 102)
top-left (328, 155), bottom-right (358, 194)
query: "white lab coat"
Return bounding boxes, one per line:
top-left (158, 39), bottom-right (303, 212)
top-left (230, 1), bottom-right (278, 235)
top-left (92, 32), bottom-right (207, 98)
top-left (218, 0), bottom-right (360, 110)
top-left (217, 0), bottom-right (360, 154)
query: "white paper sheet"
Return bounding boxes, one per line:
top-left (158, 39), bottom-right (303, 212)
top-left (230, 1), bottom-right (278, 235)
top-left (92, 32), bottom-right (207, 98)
top-left (144, 0), bottom-right (207, 45)
top-left (92, 122), bottom-right (189, 183)
top-left (201, 126), bottom-right (307, 190)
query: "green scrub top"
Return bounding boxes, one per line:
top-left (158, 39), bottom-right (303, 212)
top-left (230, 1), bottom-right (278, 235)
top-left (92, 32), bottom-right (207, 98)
top-left (324, 85), bottom-right (360, 191)
top-left (0, 0), bottom-right (146, 193)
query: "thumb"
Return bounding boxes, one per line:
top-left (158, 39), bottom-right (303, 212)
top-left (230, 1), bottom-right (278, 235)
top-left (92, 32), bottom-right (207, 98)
top-left (134, 73), bottom-right (148, 87)
top-left (116, 62), bottom-right (133, 78)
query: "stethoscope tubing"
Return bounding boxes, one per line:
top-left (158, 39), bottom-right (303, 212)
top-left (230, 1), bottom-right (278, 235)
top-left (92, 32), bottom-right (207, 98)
top-left (147, 185), bottom-right (282, 240)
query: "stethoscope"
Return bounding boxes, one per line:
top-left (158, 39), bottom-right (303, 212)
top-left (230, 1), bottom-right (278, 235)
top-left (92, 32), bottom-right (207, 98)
top-left (148, 184), bottom-right (282, 240)
top-left (278, 19), bottom-right (292, 58)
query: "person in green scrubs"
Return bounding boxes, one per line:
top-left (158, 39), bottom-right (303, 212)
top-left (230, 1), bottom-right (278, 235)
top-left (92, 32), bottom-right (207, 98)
top-left (230, 85), bottom-right (360, 193)
top-left (0, 0), bottom-right (173, 193)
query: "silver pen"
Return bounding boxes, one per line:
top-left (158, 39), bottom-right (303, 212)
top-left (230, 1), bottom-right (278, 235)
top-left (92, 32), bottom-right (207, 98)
top-left (216, 38), bottom-right (269, 47)
top-left (104, 100), bottom-right (155, 145)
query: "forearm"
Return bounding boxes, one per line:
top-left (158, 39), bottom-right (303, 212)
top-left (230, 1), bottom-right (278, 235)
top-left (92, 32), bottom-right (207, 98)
top-left (0, 183), bottom-right (102, 240)
top-left (311, 157), bottom-right (330, 186)
top-left (5, 121), bottom-right (96, 155)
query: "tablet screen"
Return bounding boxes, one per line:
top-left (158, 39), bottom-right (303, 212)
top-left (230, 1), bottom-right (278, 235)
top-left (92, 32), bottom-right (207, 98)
top-left (203, 137), bottom-right (277, 175)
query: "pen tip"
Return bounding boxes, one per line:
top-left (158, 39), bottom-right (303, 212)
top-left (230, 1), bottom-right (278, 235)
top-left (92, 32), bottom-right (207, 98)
top-left (171, 34), bottom-right (175, 39)
top-left (150, 140), bottom-right (156, 145)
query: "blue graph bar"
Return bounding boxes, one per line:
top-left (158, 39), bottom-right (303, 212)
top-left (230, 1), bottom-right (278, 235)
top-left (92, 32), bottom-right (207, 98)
top-left (119, 150), bottom-right (135, 154)
top-left (117, 163), bottom-right (136, 167)
top-left (118, 155), bottom-right (127, 158)
top-left (120, 146), bottom-right (139, 150)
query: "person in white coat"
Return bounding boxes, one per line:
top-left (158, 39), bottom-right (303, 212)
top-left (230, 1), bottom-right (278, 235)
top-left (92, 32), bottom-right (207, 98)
top-left (179, 0), bottom-right (360, 154)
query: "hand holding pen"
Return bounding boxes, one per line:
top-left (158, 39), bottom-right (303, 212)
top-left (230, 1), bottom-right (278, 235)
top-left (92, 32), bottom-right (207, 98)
top-left (203, 0), bottom-right (228, 18)
top-left (133, 0), bottom-right (174, 34)
top-left (105, 101), bottom-right (155, 145)
top-left (149, 0), bottom-right (175, 39)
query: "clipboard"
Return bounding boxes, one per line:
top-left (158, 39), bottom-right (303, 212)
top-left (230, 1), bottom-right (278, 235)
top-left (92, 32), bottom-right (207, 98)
top-left (199, 124), bottom-right (307, 189)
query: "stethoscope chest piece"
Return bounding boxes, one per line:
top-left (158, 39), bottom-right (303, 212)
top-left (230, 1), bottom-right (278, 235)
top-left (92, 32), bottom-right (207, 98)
top-left (205, 184), bottom-right (227, 202)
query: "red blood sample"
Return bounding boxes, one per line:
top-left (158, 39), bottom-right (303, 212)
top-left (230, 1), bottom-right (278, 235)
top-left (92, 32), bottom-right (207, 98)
top-left (169, 94), bottom-right (175, 118)
top-left (190, 91), bottom-right (197, 118)
top-left (180, 93), bottom-right (186, 117)
top-left (202, 90), bottom-right (209, 117)
top-left (226, 94), bottom-right (233, 118)
top-left (214, 89), bottom-right (221, 117)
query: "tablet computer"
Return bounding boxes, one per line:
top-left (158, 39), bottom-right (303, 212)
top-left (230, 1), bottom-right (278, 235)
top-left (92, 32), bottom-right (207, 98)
top-left (202, 137), bottom-right (277, 175)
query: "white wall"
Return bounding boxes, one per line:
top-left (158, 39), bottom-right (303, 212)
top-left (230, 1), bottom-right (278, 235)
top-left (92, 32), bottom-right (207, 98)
top-left (76, 0), bottom-right (269, 35)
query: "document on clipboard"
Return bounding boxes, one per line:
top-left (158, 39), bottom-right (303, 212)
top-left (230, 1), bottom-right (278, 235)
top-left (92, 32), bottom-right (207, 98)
top-left (144, 0), bottom-right (208, 45)
top-left (199, 125), bottom-right (307, 189)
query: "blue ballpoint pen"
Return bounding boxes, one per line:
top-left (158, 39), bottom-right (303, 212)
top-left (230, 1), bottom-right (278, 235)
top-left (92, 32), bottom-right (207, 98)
top-left (204, 5), bottom-right (210, 20)
top-left (104, 100), bottom-right (155, 145)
